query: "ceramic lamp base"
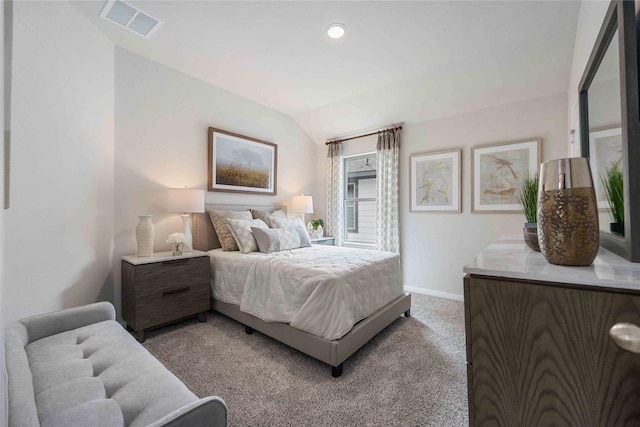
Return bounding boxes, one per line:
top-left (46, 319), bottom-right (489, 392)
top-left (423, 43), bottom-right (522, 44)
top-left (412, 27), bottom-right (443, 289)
top-left (181, 214), bottom-right (193, 252)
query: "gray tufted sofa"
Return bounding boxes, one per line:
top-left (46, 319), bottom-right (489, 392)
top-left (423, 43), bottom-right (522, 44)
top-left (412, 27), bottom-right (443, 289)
top-left (5, 301), bottom-right (227, 427)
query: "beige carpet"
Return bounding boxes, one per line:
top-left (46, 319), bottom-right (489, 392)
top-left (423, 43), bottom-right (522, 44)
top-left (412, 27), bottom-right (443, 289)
top-left (143, 293), bottom-right (468, 426)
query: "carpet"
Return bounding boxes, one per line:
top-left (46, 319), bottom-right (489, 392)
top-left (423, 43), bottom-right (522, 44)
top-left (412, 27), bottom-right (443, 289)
top-left (143, 293), bottom-right (469, 426)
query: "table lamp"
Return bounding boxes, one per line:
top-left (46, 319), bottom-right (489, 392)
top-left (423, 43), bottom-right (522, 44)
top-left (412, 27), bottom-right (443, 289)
top-left (291, 194), bottom-right (313, 225)
top-left (167, 188), bottom-right (205, 252)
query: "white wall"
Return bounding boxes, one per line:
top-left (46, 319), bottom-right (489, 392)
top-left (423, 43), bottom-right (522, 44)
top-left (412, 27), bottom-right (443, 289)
top-left (114, 48), bottom-right (317, 318)
top-left (4, 1), bottom-right (115, 323)
top-left (316, 93), bottom-right (568, 299)
top-left (402, 93), bottom-right (567, 298)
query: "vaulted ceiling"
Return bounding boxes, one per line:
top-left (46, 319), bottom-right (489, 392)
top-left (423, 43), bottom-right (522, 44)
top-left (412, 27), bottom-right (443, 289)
top-left (72, 1), bottom-right (581, 143)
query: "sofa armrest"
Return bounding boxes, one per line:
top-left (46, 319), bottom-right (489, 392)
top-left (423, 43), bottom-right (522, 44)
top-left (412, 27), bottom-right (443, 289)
top-left (19, 301), bottom-right (116, 343)
top-left (147, 396), bottom-right (228, 427)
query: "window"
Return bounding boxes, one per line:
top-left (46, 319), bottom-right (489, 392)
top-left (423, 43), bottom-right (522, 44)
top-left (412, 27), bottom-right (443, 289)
top-left (343, 154), bottom-right (377, 245)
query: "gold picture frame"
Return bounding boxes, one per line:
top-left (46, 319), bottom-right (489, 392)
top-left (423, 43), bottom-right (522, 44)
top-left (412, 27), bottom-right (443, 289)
top-left (409, 149), bottom-right (461, 212)
top-left (471, 138), bottom-right (541, 213)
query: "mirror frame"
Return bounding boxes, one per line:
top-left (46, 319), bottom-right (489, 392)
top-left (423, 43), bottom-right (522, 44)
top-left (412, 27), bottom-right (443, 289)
top-left (579, 0), bottom-right (640, 262)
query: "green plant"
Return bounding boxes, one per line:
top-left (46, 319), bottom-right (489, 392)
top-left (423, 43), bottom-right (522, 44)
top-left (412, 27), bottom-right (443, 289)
top-left (518, 172), bottom-right (539, 224)
top-left (311, 218), bottom-right (324, 229)
top-left (601, 164), bottom-right (624, 224)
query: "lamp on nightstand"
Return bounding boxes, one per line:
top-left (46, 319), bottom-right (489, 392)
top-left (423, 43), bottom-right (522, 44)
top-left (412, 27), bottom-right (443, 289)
top-left (291, 194), bottom-right (313, 225)
top-left (167, 188), bottom-right (205, 252)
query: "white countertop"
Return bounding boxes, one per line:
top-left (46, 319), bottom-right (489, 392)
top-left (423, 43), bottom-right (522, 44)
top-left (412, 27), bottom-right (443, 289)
top-left (463, 236), bottom-right (640, 291)
top-left (122, 250), bottom-right (208, 265)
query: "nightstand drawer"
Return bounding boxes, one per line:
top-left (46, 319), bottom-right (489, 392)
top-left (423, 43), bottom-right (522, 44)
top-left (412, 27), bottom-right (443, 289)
top-left (132, 257), bottom-right (209, 298)
top-left (135, 283), bottom-right (210, 330)
top-left (311, 237), bottom-right (334, 246)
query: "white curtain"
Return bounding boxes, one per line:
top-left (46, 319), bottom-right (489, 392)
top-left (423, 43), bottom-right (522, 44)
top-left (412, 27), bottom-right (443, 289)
top-left (326, 142), bottom-right (344, 246)
top-left (376, 129), bottom-right (401, 253)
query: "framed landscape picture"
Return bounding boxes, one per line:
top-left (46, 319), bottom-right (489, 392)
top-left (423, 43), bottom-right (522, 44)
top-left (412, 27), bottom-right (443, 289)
top-left (409, 149), bottom-right (461, 212)
top-left (208, 127), bottom-right (278, 195)
top-left (471, 138), bottom-right (541, 212)
top-left (589, 126), bottom-right (622, 209)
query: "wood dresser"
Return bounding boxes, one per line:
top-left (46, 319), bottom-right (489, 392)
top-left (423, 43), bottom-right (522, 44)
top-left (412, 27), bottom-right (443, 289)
top-left (122, 250), bottom-right (210, 342)
top-left (463, 238), bottom-right (640, 426)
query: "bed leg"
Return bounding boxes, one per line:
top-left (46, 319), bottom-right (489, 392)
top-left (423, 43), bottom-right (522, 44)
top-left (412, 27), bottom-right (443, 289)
top-left (245, 325), bottom-right (254, 335)
top-left (404, 309), bottom-right (411, 318)
top-left (331, 364), bottom-right (343, 378)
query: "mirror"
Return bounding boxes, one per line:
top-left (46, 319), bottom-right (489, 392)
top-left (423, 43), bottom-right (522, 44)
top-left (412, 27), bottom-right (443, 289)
top-left (579, 0), bottom-right (640, 262)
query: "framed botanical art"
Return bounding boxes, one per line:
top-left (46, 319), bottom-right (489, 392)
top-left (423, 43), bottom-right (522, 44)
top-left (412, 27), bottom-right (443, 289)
top-left (410, 149), bottom-right (462, 212)
top-left (589, 126), bottom-right (622, 209)
top-left (471, 138), bottom-right (541, 212)
top-left (208, 127), bottom-right (278, 195)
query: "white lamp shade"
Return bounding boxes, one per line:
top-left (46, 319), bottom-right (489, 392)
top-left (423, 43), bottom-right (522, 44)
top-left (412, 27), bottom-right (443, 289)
top-left (291, 195), bottom-right (313, 214)
top-left (167, 188), bottom-right (205, 213)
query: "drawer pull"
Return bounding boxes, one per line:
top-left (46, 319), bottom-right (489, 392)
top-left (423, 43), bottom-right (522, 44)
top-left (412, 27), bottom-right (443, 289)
top-left (161, 259), bottom-right (189, 266)
top-left (609, 323), bottom-right (640, 353)
top-left (162, 287), bottom-right (190, 296)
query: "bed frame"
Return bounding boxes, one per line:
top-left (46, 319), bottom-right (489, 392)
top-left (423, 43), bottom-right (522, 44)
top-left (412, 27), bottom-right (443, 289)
top-left (192, 204), bottom-right (411, 377)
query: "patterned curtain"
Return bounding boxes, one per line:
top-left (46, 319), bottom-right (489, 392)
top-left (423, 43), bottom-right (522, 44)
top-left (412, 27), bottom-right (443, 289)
top-left (326, 142), bottom-right (344, 246)
top-left (376, 129), bottom-right (401, 253)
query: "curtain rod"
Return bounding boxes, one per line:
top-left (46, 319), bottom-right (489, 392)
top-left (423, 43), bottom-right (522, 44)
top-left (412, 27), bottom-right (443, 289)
top-left (325, 125), bottom-right (403, 145)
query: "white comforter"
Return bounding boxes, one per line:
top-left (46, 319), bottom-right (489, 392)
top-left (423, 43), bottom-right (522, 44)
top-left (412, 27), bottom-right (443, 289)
top-left (208, 245), bottom-right (403, 340)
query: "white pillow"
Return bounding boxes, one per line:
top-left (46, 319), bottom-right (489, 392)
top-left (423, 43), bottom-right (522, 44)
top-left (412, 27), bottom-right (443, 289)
top-left (250, 209), bottom-right (286, 226)
top-left (226, 218), bottom-right (269, 253)
top-left (251, 226), bottom-right (312, 253)
top-left (267, 216), bottom-right (312, 247)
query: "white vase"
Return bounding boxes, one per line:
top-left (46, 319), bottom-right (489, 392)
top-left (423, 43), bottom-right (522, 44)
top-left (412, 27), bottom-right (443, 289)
top-left (135, 215), bottom-right (155, 257)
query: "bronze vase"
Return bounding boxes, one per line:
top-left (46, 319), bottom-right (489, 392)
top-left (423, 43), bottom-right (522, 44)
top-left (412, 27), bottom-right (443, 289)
top-left (537, 158), bottom-right (599, 266)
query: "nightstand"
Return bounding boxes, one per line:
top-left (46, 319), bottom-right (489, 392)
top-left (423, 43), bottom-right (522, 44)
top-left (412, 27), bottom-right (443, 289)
top-left (121, 250), bottom-right (210, 342)
top-left (311, 237), bottom-right (335, 246)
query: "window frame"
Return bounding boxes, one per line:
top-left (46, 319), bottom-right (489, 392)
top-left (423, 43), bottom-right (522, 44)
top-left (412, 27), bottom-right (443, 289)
top-left (343, 152), bottom-right (377, 247)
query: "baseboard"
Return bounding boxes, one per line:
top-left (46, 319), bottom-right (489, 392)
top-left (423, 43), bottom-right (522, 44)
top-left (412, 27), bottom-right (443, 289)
top-left (403, 286), bottom-right (464, 302)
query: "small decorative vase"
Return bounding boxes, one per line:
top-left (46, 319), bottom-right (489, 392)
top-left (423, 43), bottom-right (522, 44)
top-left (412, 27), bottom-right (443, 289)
top-left (316, 224), bottom-right (323, 238)
top-left (171, 243), bottom-right (184, 256)
top-left (523, 223), bottom-right (540, 252)
top-left (537, 158), bottom-right (599, 266)
top-left (135, 215), bottom-right (155, 257)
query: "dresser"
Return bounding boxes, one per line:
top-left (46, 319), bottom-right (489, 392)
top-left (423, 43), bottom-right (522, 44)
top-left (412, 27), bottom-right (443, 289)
top-left (122, 250), bottom-right (210, 342)
top-left (463, 238), bottom-right (640, 426)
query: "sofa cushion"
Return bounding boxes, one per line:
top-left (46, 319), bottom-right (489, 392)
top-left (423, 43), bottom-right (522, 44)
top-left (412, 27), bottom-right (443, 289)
top-left (41, 399), bottom-right (124, 427)
top-left (24, 319), bottom-right (199, 427)
top-left (36, 377), bottom-right (106, 423)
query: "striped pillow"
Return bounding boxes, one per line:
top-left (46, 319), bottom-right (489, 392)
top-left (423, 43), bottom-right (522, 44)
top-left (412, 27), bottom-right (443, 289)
top-left (208, 210), bottom-right (252, 251)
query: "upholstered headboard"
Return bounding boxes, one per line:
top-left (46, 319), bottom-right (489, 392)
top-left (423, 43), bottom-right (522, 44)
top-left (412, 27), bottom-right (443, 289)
top-left (192, 204), bottom-right (288, 251)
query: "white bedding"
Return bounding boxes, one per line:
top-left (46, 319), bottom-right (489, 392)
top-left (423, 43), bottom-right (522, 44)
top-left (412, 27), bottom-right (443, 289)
top-left (208, 245), bottom-right (403, 340)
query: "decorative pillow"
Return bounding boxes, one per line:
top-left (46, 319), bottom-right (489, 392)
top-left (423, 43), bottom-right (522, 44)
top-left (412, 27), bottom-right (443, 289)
top-left (208, 210), bottom-right (252, 251)
top-left (250, 209), bottom-right (286, 227)
top-left (226, 218), bottom-right (268, 254)
top-left (268, 216), bottom-right (303, 229)
top-left (252, 226), bottom-right (312, 253)
top-left (268, 216), bottom-right (312, 247)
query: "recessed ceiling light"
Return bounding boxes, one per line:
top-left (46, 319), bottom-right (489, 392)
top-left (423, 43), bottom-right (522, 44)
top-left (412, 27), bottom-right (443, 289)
top-left (327, 23), bottom-right (346, 39)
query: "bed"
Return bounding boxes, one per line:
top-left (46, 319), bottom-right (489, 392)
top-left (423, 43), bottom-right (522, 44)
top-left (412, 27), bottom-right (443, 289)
top-left (192, 204), bottom-right (411, 377)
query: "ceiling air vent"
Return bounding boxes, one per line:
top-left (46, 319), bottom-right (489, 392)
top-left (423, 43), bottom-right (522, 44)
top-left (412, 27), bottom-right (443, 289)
top-left (100, 0), bottom-right (163, 39)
